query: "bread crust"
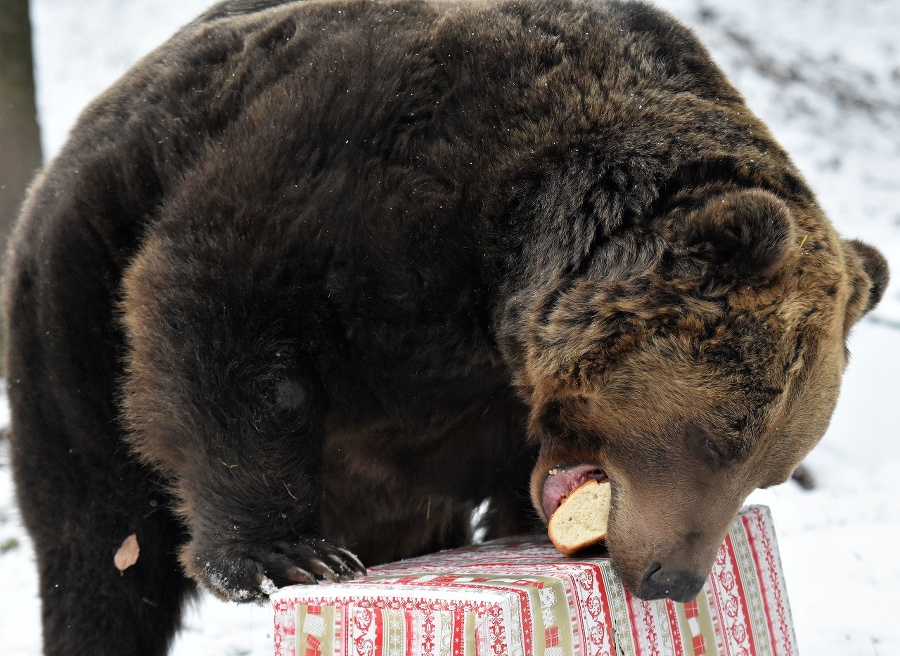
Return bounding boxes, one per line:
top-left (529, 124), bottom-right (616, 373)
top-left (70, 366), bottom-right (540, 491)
top-left (548, 479), bottom-right (612, 556)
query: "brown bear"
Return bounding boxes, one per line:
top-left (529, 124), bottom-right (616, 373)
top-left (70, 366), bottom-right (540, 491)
top-left (2, 0), bottom-right (888, 654)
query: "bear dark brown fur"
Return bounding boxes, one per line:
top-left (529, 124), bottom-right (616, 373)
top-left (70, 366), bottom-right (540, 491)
top-left (2, 0), bottom-right (888, 653)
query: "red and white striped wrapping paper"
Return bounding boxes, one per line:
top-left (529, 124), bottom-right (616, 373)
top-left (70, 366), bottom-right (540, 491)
top-left (272, 505), bottom-right (797, 656)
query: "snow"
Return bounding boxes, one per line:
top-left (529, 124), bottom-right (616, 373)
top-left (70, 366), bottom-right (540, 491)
top-left (2, 0), bottom-right (899, 654)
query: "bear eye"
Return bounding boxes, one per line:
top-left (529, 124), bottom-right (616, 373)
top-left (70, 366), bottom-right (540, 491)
top-left (703, 434), bottom-right (750, 468)
top-left (687, 422), bottom-right (739, 469)
top-left (704, 437), bottom-right (727, 468)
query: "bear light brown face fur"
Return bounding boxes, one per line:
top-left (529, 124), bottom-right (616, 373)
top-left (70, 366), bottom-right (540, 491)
top-left (523, 189), bottom-right (888, 600)
top-left (1, 0), bottom-right (890, 652)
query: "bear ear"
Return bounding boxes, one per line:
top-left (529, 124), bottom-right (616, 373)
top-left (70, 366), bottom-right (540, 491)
top-left (682, 189), bottom-right (796, 281)
top-left (843, 239), bottom-right (890, 327)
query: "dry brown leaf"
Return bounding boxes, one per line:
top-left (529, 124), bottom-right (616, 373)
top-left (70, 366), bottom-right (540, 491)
top-left (114, 533), bottom-right (140, 575)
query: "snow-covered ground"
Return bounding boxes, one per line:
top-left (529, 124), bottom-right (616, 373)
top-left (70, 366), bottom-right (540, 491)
top-left (1, 0), bottom-right (899, 654)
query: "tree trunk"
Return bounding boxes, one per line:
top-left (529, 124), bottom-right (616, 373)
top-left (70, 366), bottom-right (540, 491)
top-left (0, 0), bottom-right (43, 355)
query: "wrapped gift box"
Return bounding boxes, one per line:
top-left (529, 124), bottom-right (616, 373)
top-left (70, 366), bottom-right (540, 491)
top-left (272, 505), bottom-right (796, 656)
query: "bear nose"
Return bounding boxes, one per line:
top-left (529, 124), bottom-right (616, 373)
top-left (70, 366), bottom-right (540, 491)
top-left (639, 563), bottom-right (707, 603)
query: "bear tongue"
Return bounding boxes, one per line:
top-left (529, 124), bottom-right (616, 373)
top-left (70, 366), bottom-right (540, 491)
top-left (541, 463), bottom-right (607, 520)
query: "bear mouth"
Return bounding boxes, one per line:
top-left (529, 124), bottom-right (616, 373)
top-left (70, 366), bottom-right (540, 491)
top-left (540, 463), bottom-right (609, 520)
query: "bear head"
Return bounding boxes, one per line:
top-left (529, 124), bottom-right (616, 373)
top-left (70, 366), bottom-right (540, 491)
top-left (518, 186), bottom-right (888, 602)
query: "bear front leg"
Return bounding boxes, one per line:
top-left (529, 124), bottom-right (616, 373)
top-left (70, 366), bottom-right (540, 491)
top-left (173, 406), bottom-right (368, 602)
top-left (120, 236), bottom-right (364, 602)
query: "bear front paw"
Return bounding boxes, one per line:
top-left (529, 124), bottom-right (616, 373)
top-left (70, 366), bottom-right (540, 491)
top-left (184, 536), bottom-right (367, 602)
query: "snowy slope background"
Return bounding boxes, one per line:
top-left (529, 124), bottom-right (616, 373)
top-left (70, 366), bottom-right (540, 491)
top-left (1, 0), bottom-right (899, 654)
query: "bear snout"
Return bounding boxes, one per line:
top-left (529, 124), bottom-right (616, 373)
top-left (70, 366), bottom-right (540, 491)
top-left (638, 562), bottom-right (707, 603)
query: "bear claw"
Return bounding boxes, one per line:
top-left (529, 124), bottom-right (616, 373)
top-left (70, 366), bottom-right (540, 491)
top-left (189, 536), bottom-right (365, 601)
top-left (285, 566), bottom-right (317, 585)
top-left (338, 548), bottom-right (367, 575)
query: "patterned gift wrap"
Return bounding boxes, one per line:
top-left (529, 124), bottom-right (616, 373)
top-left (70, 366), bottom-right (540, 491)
top-left (272, 505), bottom-right (797, 656)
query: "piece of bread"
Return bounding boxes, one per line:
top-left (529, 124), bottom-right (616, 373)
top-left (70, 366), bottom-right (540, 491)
top-left (548, 479), bottom-right (612, 556)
